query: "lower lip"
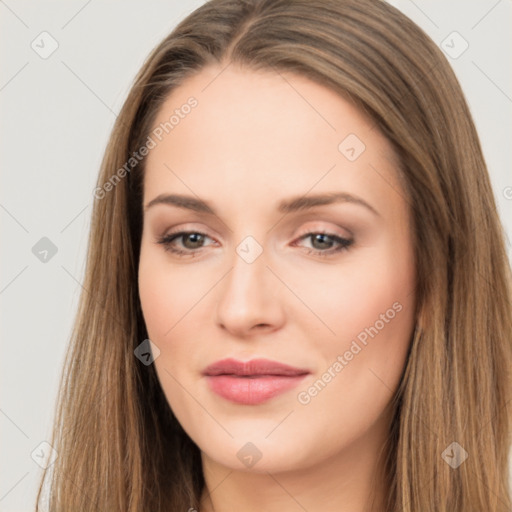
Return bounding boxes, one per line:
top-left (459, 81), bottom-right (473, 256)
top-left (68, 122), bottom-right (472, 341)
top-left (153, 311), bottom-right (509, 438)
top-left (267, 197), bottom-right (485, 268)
top-left (205, 374), bottom-right (308, 405)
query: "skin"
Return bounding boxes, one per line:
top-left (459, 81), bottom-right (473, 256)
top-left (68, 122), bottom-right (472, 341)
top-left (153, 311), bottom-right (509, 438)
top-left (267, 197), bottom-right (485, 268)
top-left (138, 63), bottom-right (416, 512)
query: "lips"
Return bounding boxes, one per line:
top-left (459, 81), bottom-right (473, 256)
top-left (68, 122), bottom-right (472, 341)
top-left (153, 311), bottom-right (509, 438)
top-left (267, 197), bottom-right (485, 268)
top-left (203, 358), bottom-right (310, 405)
top-left (203, 358), bottom-right (310, 377)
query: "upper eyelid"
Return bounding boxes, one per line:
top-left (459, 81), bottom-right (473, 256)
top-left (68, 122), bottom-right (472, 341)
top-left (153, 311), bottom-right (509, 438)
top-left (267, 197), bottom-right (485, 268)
top-left (164, 229), bottom-right (215, 241)
top-left (161, 219), bottom-right (351, 238)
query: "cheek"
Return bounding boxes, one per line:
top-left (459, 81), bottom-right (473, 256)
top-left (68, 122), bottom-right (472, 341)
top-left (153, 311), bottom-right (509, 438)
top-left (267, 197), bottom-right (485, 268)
top-left (286, 247), bottom-right (414, 348)
top-left (138, 249), bottom-right (214, 388)
top-left (138, 254), bottom-right (204, 423)
top-left (138, 268), bottom-right (174, 341)
top-left (293, 242), bottom-right (415, 403)
top-left (138, 249), bottom-right (211, 341)
top-left (291, 265), bottom-right (414, 452)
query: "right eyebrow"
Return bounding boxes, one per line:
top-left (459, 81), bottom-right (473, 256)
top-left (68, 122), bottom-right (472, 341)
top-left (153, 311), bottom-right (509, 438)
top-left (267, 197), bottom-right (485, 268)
top-left (144, 194), bottom-right (215, 214)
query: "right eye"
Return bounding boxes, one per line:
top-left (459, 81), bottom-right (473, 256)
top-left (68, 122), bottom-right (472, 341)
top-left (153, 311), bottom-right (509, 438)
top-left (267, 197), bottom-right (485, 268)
top-left (156, 231), bottom-right (216, 257)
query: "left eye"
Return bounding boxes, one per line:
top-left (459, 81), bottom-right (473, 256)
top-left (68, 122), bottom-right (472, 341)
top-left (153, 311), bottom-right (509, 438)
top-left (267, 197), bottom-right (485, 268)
top-left (295, 232), bottom-right (353, 256)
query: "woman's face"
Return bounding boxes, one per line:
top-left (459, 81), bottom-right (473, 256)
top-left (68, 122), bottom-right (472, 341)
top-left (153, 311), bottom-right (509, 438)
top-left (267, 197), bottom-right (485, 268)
top-left (138, 64), bottom-right (416, 474)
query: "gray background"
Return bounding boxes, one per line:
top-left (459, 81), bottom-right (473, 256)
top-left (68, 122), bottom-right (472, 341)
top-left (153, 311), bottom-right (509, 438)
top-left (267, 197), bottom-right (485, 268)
top-left (1, 1), bottom-right (511, 510)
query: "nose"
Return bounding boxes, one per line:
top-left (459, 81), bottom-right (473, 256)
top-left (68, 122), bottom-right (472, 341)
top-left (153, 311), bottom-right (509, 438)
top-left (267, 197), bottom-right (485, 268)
top-left (215, 243), bottom-right (285, 338)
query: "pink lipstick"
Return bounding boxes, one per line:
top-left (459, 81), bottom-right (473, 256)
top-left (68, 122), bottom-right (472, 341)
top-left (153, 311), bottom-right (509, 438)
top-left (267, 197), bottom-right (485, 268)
top-left (203, 358), bottom-right (310, 405)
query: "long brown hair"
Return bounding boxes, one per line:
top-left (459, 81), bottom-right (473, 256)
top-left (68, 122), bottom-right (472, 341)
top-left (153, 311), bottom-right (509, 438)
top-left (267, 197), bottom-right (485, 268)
top-left (36, 0), bottom-right (512, 510)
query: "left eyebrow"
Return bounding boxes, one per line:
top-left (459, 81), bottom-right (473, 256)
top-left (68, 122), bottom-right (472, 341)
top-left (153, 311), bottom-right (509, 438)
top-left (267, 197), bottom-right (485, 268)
top-left (143, 191), bottom-right (380, 217)
top-left (278, 192), bottom-right (380, 217)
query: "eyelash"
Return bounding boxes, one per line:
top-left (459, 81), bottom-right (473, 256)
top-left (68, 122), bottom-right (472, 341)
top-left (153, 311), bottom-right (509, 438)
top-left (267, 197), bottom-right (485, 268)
top-left (156, 230), bottom-right (354, 258)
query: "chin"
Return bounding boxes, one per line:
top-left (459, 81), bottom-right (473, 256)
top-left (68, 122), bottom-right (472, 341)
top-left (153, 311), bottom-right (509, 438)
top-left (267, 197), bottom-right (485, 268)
top-left (193, 425), bottom-right (328, 474)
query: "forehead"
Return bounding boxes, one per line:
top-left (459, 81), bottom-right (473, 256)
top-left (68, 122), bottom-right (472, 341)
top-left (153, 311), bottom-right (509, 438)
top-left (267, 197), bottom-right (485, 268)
top-left (142, 64), bottom-right (404, 218)
top-left (147, 64), bottom-right (380, 148)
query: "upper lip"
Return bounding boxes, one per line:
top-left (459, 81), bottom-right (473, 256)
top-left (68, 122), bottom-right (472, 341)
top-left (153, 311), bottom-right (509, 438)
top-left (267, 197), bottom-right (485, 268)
top-left (203, 358), bottom-right (310, 377)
